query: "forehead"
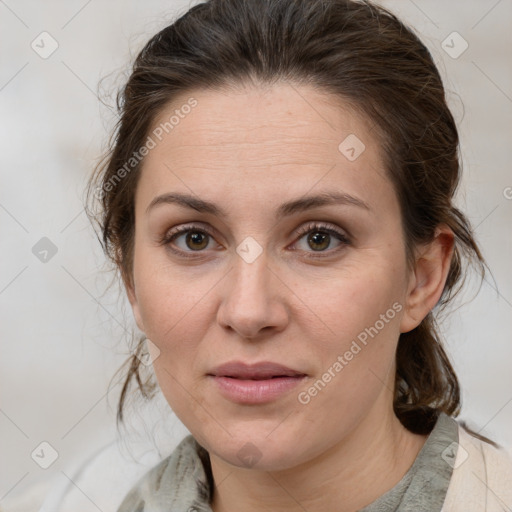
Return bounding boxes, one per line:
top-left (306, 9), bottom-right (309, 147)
top-left (136, 82), bottom-right (393, 216)
top-left (149, 82), bottom-right (379, 160)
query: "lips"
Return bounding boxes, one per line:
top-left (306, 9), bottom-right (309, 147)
top-left (208, 361), bottom-right (307, 404)
top-left (208, 360), bottom-right (306, 380)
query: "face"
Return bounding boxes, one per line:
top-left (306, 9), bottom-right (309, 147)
top-left (127, 82), bottom-right (416, 471)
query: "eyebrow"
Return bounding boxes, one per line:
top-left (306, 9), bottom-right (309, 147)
top-left (145, 191), bottom-right (370, 218)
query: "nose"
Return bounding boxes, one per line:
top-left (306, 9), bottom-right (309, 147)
top-left (216, 248), bottom-right (289, 340)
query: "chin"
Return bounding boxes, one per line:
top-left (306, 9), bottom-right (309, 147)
top-left (197, 424), bottom-right (310, 471)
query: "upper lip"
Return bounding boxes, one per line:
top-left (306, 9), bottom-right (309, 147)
top-left (208, 361), bottom-right (306, 379)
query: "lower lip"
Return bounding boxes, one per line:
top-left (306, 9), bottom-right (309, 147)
top-left (210, 375), bottom-right (307, 404)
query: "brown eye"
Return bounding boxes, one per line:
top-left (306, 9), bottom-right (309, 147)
top-left (161, 224), bottom-right (218, 258)
top-left (293, 222), bottom-right (350, 257)
top-left (306, 231), bottom-right (331, 251)
top-left (184, 231), bottom-right (210, 251)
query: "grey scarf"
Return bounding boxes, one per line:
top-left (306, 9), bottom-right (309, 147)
top-left (117, 413), bottom-right (457, 512)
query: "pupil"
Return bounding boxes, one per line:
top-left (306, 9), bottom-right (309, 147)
top-left (184, 231), bottom-right (331, 252)
top-left (187, 232), bottom-right (208, 250)
top-left (308, 232), bottom-right (329, 251)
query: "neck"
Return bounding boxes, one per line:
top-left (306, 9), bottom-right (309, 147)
top-left (209, 402), bottom-right (428, 512)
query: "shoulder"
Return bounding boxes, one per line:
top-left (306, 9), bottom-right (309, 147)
top-left (117, 434), bottom-right (211, 512)
top-left (441, 422), bottom-right (512, 511)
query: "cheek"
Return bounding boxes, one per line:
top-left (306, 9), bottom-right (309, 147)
top-left (291, 255), bottom-right (405, 400)
top-left (295, 278), bottom-right (402, 433)
top-left (133, 247), bottom-right (210, 335)
top-left (292, 257), bottom-right (405, 346)
top-left (131, 250), bottom-right (224, 397)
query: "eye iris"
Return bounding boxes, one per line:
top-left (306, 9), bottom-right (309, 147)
top-left (308, 231), bottom-right (330, 251)
top-left (178, 228), bottom-right (336, 252)
top-left (186, 232), bottom-right (208, 250)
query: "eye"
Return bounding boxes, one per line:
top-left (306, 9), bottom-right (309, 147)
top-left (161, 224), bottom-right (219, 258)
top-left (160, 221), bottom-right (350, 259)
top-left (291, 222), bottom-right (350, 257)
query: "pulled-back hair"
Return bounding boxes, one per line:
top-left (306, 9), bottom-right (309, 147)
top-left (87, 0), bottom-right (486, 436)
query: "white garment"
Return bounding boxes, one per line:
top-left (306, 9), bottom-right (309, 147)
top-left (441, 425), bottom-right (512, 511)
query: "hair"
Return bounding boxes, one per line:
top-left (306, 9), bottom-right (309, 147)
top-left (86, 0), bottom-right (490, 438)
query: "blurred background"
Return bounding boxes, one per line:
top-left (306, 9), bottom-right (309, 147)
top-left (1, 0), bottom-right (511, 510)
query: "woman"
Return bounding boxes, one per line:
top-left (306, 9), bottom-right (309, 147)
top-left (86, 0), bottom-right (512, 510)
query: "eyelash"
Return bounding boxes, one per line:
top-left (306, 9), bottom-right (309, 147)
top-left (160, 221), bottom-right (350, 260)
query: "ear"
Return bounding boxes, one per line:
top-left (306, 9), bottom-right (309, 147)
top-left (124, 273), bottom-right (145, 333)
top-left (400, 225), bottom-right (455, 333)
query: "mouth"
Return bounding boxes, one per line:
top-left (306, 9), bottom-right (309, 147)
top-left (220, 375), bottom-right (301, 380)
top-left (208, 360), bottom-right (307, 380)
top-left (207, 361), bottom-right (307, 404)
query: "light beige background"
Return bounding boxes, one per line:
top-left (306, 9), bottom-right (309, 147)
top-left (1, 0), bottom-right (511, 510)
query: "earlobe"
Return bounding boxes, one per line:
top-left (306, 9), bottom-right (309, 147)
top-left (400, 226), bottom-right (455, 333)
top-left (124, 276), bottom-right (145, 333)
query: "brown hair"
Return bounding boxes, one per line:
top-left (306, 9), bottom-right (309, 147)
top-left (87, 0), bottom-right (488, 437)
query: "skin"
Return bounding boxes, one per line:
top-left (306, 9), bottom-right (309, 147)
top-left (125, 82), bottom-right (454, 512)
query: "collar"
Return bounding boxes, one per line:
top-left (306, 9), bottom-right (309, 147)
top-left (117, 413), bottom-right (457, 512)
